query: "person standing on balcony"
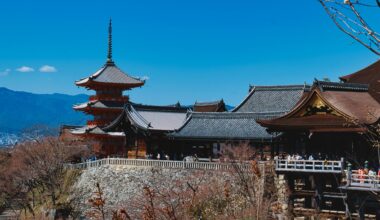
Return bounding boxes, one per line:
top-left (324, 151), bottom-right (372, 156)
top-left (308, 154), bottom-right (314, 160)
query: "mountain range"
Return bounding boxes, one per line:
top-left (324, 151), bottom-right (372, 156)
top-left (0, 87), bottom-right (89, 145)
top-left (0, 87), bottom-right (234, 146)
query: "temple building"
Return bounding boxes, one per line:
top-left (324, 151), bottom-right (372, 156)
top-left (101, 103), bottom-right (189, 158)
top-left (71, 20), bottom-right (145, 156)
top-left (169, 85), bottom-right (309, 159)
top-left (257, 80), bottom-right (380, 218)
top-left (258, 80), bottom-right (380, 163)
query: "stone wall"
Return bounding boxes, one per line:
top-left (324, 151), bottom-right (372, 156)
top-left (71, 163), bottom-right (289, 219)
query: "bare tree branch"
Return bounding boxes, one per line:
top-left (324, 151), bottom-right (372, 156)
top-left (318, 0), bottom-right (380, 55)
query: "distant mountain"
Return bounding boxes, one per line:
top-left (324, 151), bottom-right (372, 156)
top-left (225, 105), bottom-right (235, 111)
top-left (0, 87), bottom-right (89, 134)
top-left (0, 87), bottom-right (235, 146)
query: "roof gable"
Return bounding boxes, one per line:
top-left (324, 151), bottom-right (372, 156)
top-left (257, 81), bottom-right (380, 131)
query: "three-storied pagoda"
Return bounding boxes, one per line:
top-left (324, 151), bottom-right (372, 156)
top-left (72, 20), bottom-right (145, 156)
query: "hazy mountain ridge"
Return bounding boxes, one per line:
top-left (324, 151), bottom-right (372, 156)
top-left (0, 87), bottom-right (234, 146)
top-left (0, 87), bottom-right (89, 145)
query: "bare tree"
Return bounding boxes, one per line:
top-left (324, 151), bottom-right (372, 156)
top-left (0, 137), bottom-right (91, 218)
top-left (318, 0), bottom-right (380, 55)
top-left (222, 143), bottom-right (277, 219)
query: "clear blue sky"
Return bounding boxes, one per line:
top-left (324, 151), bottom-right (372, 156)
top-left (0, 0), bottom-right (378, 106)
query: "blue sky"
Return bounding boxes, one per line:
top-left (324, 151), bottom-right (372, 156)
top-left (0, 0), bottom-right (378, 106)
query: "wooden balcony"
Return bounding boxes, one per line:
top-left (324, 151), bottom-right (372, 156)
top-left (89, 95), bottom-right (129, 102)
top-left (275, 159), bottom-right (344, 174)
top-left (342, 170), bottom-right (380, 192)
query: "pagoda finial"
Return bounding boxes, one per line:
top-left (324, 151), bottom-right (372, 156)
top-left (107, 18), bottom-right (113, 64)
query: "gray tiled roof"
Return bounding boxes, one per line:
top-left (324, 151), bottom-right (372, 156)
top-left (194, 99), bottom-right (224, 106)
top-left (315, 80), bottom-right (369, 92)
top-left (76, 63), bottom-right (144, 86)
top-left (74, 100), bottom-right (125, 110)
top-left (104, 103), bottom-right (190, 132)
top-left (71, 126), bottom-right (106, 135)
top-left (171, 112), bottom-right (281, 140)
top-left (232, 85), bottom-right (308, 113)
top-left (71, 126), bottom-right (125, 137)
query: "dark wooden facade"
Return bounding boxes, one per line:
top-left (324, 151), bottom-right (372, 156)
top-left (257, 80), bottom-right (380, 218)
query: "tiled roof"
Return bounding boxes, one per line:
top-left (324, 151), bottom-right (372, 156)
top-left (258, 80), bottom-right (380, 130)
top-left (73, 100), bottom-right (124, 110)
top-left (171, 112), bottom-right (280, 140)
top-left (131, 103), bottom-right (189, 113)
top-left (76, 63), bottom-right (144, 89)
top-left (193, 99), bottom-right (226, 112)
top-left (232, 85), bottom-right (308, 113)
top-left (128, 104), bottom-right (188, 131)
top-left (70, 126), bottom-right (124, 137)
top-left (315, 80), bottom-right (368, 92)
top-left (104, 103), bottom-right (190, 132)
top-left (339, 59), bottom-right (380, 102)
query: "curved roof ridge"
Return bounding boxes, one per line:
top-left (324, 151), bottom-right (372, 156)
top-left (75, 62), bottom-right (145, 88)
top-left (194, 99), bottom-right (224, 106)
top-left (254, 84), bottom-right (309, 91)
top-left (231, 86), bottom-right (256, 112)
top-left (131, 102), bottom-right (190, 112)
top-left (315, 80), bottom-right (369, 92)
top-left (340, 59), bottom-right (380, 82)
top-left (127, 104), bottom-right (151, 128)
top-left (189, 111), bottom-right (283, 120)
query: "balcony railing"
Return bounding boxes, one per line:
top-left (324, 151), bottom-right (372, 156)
top-left (344, 170), bottom-right (380, 191)
top-left (87, 120), bottom-right (110, 126)
top-left (89, 95), bottom-right (129, 102)
top-left (275, 159), bottom-right (343, 174)
top-left (65, 158), bottom-right (263, 172)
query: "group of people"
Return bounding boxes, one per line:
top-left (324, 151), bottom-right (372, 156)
top-left (354, 162), bottom-right (380, 179)
top-left (145, 152), bottom-right (202, 161)
top-left (146, 153), bottom-right (171, 160)
top-left (274, 152), bottom-right (343, 161)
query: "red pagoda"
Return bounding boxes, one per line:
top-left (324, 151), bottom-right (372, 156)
top-left (71, 20), bottom-right (145, 156)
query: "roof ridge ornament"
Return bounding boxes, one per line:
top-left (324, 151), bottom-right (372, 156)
top-left (106, 18), bottom-right (114, 65)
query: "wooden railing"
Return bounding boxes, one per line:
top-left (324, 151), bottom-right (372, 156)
top-left (345, 170), bottom-right (380, 191)
top-left (275, 159), bottom-right (343, 173)
top-left (65, 158), bottom-right (259, 171)
top-left (89, 95), bottom-right (129, 102)
top-left (87, 119), bottom-right (110, 126)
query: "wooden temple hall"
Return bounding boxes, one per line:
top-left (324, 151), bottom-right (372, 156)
top-left (62, 21), bottom-right (380, 217)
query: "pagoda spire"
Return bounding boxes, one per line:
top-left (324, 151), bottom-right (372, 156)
top-left (106, 18), bottom-right (114, 65)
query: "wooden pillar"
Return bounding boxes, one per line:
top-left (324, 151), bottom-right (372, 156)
top-left (357, 194), bottom-right (366, 220)
top-left (270, 140), bottom-right (274, 159)
top-left (304, 175), bottom-right (312, 208)
top-left (314, 176), bottom-right (323, 212)
top-left (287, 175), bottom-right (295, 216)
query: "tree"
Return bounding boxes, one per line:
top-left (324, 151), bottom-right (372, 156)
top-left (0, 137), bottom-right (91, 218)
top-left (318, 0), bottom-right (380, 55)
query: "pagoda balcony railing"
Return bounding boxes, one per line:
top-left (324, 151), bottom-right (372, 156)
top-left (275, 159), bottom-right (344, 174)
top-left (87, 120), bottom-right (111, 126)
top-left (89, 95), bottom-right (129, 102)
top-left (344, 170), bottom-right (380, 192)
